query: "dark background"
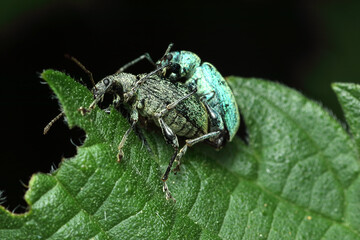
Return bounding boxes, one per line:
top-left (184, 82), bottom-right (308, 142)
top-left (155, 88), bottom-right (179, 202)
top-left (1, 0), bottom-right (359, 212)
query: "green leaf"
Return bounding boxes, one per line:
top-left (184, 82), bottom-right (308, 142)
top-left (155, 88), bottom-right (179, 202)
top-left (332, 83), bottom-right (360, 153)
top-left (1, 70), bottom-right (360, 239)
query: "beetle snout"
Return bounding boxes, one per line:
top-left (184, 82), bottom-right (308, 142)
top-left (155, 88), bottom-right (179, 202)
top-left (92, 87), bottom-right (105, 100)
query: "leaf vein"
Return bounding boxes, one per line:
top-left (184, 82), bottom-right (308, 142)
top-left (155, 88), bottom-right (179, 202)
top-left (217, 180), bottom-right (240, 237)
top-left (264, 198), bottom-right (279, 240)
top-left (106, 198), bottom-right (150, 233)
top-left (243, 85), bottom-right (347, 216)
top-left (186, 161), bottom-right (202, 216)
top-left (52, 176), bottom-right (111, 239)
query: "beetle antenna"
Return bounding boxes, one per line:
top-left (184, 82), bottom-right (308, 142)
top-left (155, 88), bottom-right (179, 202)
top-left (64, 54), bottom-right (97, 90)
top-left (164, 43), bottom-right (174, 56)
top-left (43, 111), bottom-right (65, 135)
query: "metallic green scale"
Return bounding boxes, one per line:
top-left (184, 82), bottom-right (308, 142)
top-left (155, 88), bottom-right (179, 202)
top-left (191, 62), bottom-right (240, 141)
top-left (157, 49), bottom-right (240, 147)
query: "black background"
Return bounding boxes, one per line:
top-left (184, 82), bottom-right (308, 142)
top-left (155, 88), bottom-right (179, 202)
top-left (1, 0), bottom-right (359, 212)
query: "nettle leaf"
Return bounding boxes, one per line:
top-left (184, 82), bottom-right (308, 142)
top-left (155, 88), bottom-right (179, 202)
top-left (1, 70), bottom-right (360, 240)
top-left (332, 83), bottom-right (360, 154)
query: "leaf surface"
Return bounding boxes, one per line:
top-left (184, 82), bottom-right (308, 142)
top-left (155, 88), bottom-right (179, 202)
top-left (0, 71), bottom-right (359, 240)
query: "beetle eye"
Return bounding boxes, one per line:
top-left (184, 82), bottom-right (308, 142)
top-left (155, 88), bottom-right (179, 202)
top-left (166, 53), bottom-right (173, 61)
top-left (171, 63), bottom-right (181, 74)
top-left (103, 78), bottom-right (110, 86)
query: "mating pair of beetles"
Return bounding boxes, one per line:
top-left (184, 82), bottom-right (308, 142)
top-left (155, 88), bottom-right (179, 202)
top-left (74, 44), bottom-right (239, 200)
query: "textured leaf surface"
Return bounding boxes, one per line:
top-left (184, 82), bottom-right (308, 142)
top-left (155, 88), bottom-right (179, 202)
top-left (332, 83), bottom-right (360, 153)
top-left (0, 71), bottom-right (359, 239)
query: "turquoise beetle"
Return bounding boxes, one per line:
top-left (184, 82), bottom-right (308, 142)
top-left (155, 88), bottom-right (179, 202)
top-left (155, 44), bottom-right (240, 149)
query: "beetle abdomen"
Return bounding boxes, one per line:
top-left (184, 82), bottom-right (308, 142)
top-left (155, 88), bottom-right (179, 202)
top-left (137, 76), bottom-right (208, 138)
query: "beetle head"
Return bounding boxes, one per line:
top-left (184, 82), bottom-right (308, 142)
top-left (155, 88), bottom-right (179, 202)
top-left (92, 73), bottom-right (137, 103)
top-left (156, 53), bottom-right (181, 80)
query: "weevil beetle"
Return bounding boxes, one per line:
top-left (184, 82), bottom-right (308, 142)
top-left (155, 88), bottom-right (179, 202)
top-left (156, 44), bottom-right (240, 148)
top-left (122, 44), bottom-right (240, 149)
top-left (44, 49), bottom-right (232, 200)
top-left (76, 58), bottom-right (227, 200)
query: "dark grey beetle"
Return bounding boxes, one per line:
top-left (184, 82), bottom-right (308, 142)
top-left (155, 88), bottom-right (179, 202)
top-left (78, 64), bottom-right (225, 200)
top-left (45, 52), bottom-right (223, 200)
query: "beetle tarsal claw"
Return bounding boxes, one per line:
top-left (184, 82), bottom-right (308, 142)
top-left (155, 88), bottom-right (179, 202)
top-left (78, 106), bottom-right (90, 116)
top-left (161, 68), bottom-right (167, 76)
top-left (117, 150), bottom-right (124, 162)
top-left (172, 163), bottom-right (181, 174)
top-left (163, 182), bottom-right (176, 202)
top-left (123, 92), bottom-right (132, 102)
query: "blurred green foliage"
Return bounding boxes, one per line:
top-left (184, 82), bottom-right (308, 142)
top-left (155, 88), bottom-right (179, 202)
top-left (0, 0), bottom-right (53, 28)
top-left (303, 0), bottom-right (360, 118)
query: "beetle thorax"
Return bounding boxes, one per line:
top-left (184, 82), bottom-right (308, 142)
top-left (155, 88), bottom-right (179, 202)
top-left (110, 73), bottom-right (137, 94)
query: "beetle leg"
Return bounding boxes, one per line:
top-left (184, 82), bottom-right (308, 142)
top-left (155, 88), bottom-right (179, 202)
top-left (115, 43), bottom-right (173, 74)
top-left (133, 124), bottom-right (152, 154)
top-left (154, 89), bottom-right (197, 119)
top-left (158, 118), bottom-right (179, 180)
top-left (163, 182), bottom-right (175, 202)
top-left (115, 53), bottom-right (155, 74)
top-left (117, 105), bottom-right (139, 162)
top-left (198, 90), bottom-right (215, 102)
top-left (154, 89), bottom-right (197, 179)
top-left (200, 100), bottom-right (226, 149)
top-left (123, 65), bottom-right (170, 102)
top-left (154, 89), bottom-right (196, 173)
top-left (157, 117), bottom-right (178, 201)
top-left (177, 91), bottom-right (225, 155)
top-left (173, 131), bottom-right (221, 173)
